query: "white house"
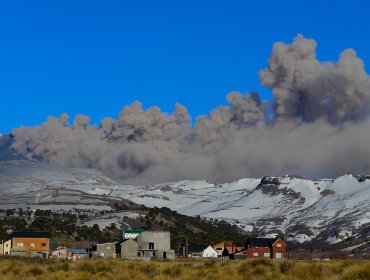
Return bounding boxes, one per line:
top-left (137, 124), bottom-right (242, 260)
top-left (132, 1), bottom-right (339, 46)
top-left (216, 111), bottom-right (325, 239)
top-left (0, 240), bottom-right (11, 255)
top-left (202, 245), bottom-right (218, 258)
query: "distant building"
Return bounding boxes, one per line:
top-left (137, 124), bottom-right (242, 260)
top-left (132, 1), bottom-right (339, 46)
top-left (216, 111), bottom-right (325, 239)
top-left (136, 231), bottom-right (175, 259)
top-left (213, 241), bottom-right (233, 257)
top-left (10, 231), bottom-right (50, 257)
top-left (186, 244), bottom-right (208, 258)
top-left (67, 248), bottom-right (88, 260)
top-left (245, 238), bottom-right (287, 259)
top-left (0, 239), bottom-right (11, 255)
top-left (121, 239), bottom-right (138, 258)
top-left (50, 246), bottom-right (68, 259)
top-left (96, 242), bottom-right (117, 258)
top-left (123, 229), bottom-right (146, 240)
top-left (212, 240), bottom-right (243, 258)
top-left (202, 245), bottom-right (218, 258)
top-left (232, 250), bottom-right (247, 260)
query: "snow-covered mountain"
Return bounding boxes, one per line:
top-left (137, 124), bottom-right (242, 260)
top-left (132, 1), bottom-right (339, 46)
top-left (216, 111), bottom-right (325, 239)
top-left (0, 158), bottom-right (369, 243)
top-left (110, 175), bottom-right (370, 243)
top-left (0, 133), bottom-right (369, 243)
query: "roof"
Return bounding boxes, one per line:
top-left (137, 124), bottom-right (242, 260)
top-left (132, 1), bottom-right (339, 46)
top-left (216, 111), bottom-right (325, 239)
top-left (11, 231), bottom-right (50, 238)
top-left (272, 238), bottom-right (287, 246)
top-left (245, 238), bottom-right (278, 247)
top-left (50, 242), bottom-right (67, 250)
top-left (124, 229), bottom-right (146, 234)
top-left (187, 244), bottom-right (208, 253)
top-left (67, 248), bottom-right (88, 254)
top-left (96, 242), bottom-right (117, 246)
top-left (234, 250), bottom-right (247, 255)
top-left (121, 239), bottom-right (137, 245)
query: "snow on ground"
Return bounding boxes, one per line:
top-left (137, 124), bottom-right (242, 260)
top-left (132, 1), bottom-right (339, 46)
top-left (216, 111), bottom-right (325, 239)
top-left (82, 211), bottom-right (142, 229)
top-left (0, 161), bottom-right (369, 244)
top-left (341, 242), bottom-right (367, 252)
top-left (29, 204), bottom-right (112, 211)
top-left (244, 225), bottom-right (254, 232)
top-left (289, 234), bottom-right (312, 243)
top-left (83, 217), bottom-right (119, 229)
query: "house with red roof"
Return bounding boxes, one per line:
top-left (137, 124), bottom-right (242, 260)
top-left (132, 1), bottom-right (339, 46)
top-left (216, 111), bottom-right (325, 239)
top-left (245, 238), bottom-right (287, 259)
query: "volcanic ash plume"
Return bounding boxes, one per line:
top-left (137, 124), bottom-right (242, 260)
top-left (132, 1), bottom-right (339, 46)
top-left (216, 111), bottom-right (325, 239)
top-left (260, 35), bottom-right (370, 123)
top-left (11, 35), bottom-right (370, 184)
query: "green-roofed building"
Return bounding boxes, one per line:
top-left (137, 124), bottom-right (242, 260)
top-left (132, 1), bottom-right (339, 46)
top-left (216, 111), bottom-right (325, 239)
top-left (123, 229), bottom-right (146, 240)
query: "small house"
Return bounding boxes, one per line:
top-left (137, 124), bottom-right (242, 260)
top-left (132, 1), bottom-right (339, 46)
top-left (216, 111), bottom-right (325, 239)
top-left (0, 240), bottom-right (11, 255)
top-left (232, 250), bottom-right (247, 260)
top-left (50, 246), bottom-right (68, 259)
top-left (245, 238), bottom-right (287, 259)
top-left (186, 244), bottom-right (208, 258)
top-left (96, 242), bottom-right (117, 258)
top-left (213, 241), bottom-right (233, 257)
top-left (67, 248), bottom-right (88, 261)
top-left (202, 245), bottom-right (218, 258)
top-left (136, 231), bottom-right (175, 259)
top-left (121, 239), bottom-right (138, 258)
top-left (11, 231), bottom-right (50, 257)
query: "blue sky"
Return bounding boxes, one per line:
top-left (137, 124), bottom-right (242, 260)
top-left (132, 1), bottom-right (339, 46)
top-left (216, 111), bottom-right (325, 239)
top-left (0, 0), bottom-right (369, 132)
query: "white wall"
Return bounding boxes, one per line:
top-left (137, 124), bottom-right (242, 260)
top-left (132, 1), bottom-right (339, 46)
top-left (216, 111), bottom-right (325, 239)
top-left (202, 246), bottom-right (218, 258)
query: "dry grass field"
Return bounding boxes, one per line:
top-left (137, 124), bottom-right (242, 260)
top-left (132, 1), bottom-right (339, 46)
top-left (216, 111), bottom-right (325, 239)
top-left (0, 257), bottom-right (369, 280)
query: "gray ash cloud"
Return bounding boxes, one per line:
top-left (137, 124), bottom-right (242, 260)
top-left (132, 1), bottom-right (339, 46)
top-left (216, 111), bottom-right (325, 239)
top-left (12, 35), bottom-right (370, 184)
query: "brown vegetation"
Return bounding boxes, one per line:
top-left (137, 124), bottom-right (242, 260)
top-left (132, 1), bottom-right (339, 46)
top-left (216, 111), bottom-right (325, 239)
top-left (0, 257), bottom-right (369, 280)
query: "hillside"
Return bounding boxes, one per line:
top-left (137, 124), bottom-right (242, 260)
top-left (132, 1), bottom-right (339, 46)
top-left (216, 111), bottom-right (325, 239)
top-left (0, 134), bottom-right (369, 249)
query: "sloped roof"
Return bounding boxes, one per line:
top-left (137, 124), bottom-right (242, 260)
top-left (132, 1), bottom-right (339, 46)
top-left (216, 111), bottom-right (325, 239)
top-left (124, 229), bottom-right (146, 234)
top-left (11, 231), bottom-right (50, 238)
top-left (245, 238), bottom-right (277, 247)
top-left (121, 239), bottom-right (137, 245)
top-left (67, 248), bottom-right (88, 254)
top-left (187, 244), bottom-right (208, 253)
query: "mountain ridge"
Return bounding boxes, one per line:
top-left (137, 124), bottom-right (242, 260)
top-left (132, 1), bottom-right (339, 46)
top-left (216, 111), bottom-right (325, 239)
top-left (0, 134), bottom-right (369, 244)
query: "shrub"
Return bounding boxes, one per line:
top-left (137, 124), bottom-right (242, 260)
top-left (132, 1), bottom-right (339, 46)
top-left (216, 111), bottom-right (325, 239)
top-left (279, 260), bottom-right (294, 274)
top-left (162, 264), bottom-right (183, 277)
top-left (204, 258), bottom-right (217, 267)
top-left (249, 258), bottom-right (273, 268)
top-left (139, 264), bottom-right (158, 277)
top-left (342, 263), bottom-right (370, 280)
top-left (78, 261), bottom-right (96, 273)
top-left (28, 266), bottom-right (44, 276)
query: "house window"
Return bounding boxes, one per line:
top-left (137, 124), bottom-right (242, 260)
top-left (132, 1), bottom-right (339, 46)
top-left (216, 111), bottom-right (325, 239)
top-left (17, 242), bottom-right (24, 247)
top-left (42, 243), bottom-right (46, 247)
top-left (30, 243), bottom-right (35, 248)
top-left (277, 243), bottom-right (282, 247)
top-left (149, 242), bottom-right (154, 249)
top-left (100, 253), bottom-right (105, 257)
top-left (264, 253), bottom-right (270, 257)
top-left (107, 246), bottom-right (111, 250)
top-left (253, 252), bottom-right (258, 257)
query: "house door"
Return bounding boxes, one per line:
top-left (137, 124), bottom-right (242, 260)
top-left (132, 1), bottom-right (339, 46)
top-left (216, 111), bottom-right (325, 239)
top-left (275, 253), bottom-right (282, 259)
top-left (163, 252), bottom-right (166, 259)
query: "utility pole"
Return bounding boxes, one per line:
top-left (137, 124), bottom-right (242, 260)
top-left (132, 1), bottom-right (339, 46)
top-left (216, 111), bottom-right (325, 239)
top-left (183, 236), bottom-right (188, 258)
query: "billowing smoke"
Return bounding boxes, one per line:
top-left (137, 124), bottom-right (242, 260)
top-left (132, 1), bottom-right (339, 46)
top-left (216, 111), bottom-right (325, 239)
top-left (260, 35), bottom-right (370, 123)
top-left (11, 35), bottom-right (370, 184)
